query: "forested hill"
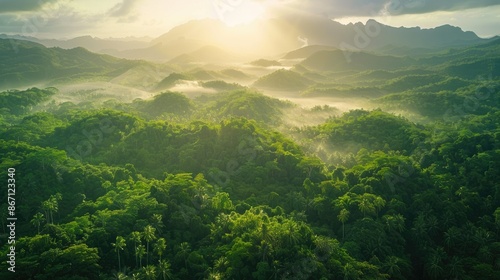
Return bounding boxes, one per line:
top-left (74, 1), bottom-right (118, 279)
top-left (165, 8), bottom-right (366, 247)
top-left (0, 26), bottom-right (499, 280)
top-left (0, 80), bottom-right (499, 279)
top-left (0, 39), bottom-right (140, 89)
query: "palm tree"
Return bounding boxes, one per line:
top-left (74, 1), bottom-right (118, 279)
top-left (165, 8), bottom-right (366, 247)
top-left (41, 193), bottom-right (62, 224)
top-left (154, 238), bottom-right (167, 263)
top-left (447, 256), bottom-right (464, 279)
top-left (314, 236), bottom-right (334, 262)
top-left (143, 225), bottom-right (156, 265)
top-left (494, 207), bottom-right (500, 234)
top-left (338, 209), bottom-right (350, 240)
top-left (373, 196), bottom-right (386, 216)
top-left (31, 212), bottom-right (45, 234)
top-left (425, 248), bottom-right (446, 279)
top-left (214, 256), bottom-right (228, 271)
top-left (158, 260), bottom-right (173, 280)
top-left (136, 244), bottom-right (146, 268)
top-left (426, 255), bottom-right (443, 279)
top-left (343, 263), bottom-right (359, 280)
top-left (130, 231), bottom-right (142, 267)
top-left (113, 272), bottom-right (127, 280)
top-left (383, 214), bottom-right (406, 234)
top-left (112, 236), bottom-right (126, 272)
top-left (178, 242), bottom-right (191, 268)
top-left (444, 226), bottom-right (461, 248)
top-left (152, 214), bottom-right (164, 235)
top-left (383, 256), bottom-right (408, 278)
top-left (143, 265), bottom-right (157, 280)
top-left (41, 200), bottom-right (55, 224)
top-left (286, 223), bottom-right (301, 246)
top-left (358, 196), bottom-right (375, 218)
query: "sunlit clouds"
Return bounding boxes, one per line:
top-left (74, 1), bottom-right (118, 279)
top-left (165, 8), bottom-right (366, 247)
top-left (0, 0), bottom-right (497, 38)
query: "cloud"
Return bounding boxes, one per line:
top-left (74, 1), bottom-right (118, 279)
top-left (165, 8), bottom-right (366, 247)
top-left (381, 0), bottom-right (500, 16)
top-left (0, 3), bottom-right (102, 38)
top-left (107, 0), bottom-right (139, 17)
top-left (0, 0), bottom-right (61, 13)
top-left (267, 0), bottom-right (500, 18)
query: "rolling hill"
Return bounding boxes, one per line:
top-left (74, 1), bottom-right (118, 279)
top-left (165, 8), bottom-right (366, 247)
top-left (253, 69), bottom-right (314, 91)
top-left (0, 39), bottom-right (140, 89)
top-left (300, 49), bottom-right (415, 72)
top-left (168, 45), bottom-right (243, 64)
top-left (282, 45), bottom-right (338, 60)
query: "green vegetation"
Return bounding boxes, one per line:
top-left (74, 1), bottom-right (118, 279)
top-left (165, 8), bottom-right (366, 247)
top-left (253, 69), bottom-right (314, 91)
top-left (0, 36), bottom-right (499, 280)
top-left (0, 39), bottom-right (140, 89)
top-left (155, 73), bottom-right (193, 91)
top-left (200, 80), bottom-right (245, 91)
top-left (249, 59), bottom-right (282, 67)
top-left (0, 87), bottom-right (57, 115)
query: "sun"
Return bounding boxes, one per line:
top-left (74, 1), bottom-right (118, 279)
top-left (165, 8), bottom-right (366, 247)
top-left (214, 0), bottom-right (267, 26)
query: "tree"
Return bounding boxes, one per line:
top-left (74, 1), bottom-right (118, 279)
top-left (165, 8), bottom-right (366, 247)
top-left (112, 236), bottom-right (126, 272)
top-left (143, 225), bottom-right (156, 266)
top-left (383, 256), bottom-right (410, 279)
top-left (285, 223), bottom-right (301, 246)
top-left (373, 196), bottom-right (386, 216)
top-left (154, 238), bottom-right (167, 263)
top-left (31, 212), bottom-right (45, 234)
top-left (338, 209), bottom-right (350, 240)
top-left (137, 245), bottom-right (146, 268)
top-left (383, 214), bottom-right (406, 234)
top-left (425, 248), bottom-right (446, 279)
top-left (343, 263), bottom-right (360, 280)
top-left (41, 193), bottom-right (62, 224)
top-left (143, 265), bottom-right (157, 280)
top-left (38, 244), bottom-right (100, 279)
top-left (494, 207), bottom-right (500, 233)
top-left (358, 196), bottom-right (375, 217)
top-left (158, 260), bottom-right (173, 280)
top-left (383, 256), bottom-right (402, 278)
top-left (131, 231), bottom-right (142, 268)
top-left (447, 256), bottom-right (464, 279)
top-left (178, 242), bottom-right (191, 268)
top-left (152, 214), bottom-right (164, 235)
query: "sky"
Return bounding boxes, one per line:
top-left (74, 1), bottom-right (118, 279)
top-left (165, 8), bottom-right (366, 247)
top-left (0, 0), bottom-right (498, 39)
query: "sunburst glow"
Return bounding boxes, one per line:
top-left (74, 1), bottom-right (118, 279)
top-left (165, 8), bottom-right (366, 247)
top-left (217, 1), bottom-right (267, 26)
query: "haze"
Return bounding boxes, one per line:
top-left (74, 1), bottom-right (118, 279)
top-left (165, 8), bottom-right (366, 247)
top-left (0, 0), bottom-right (498, 38)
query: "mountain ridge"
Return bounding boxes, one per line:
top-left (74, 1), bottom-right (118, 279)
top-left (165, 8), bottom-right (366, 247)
top-left (2, 17), bottom-right (494, 62)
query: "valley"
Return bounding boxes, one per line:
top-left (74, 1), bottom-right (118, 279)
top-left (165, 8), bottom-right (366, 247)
top-left (0, 13), bottom-right (499, 280)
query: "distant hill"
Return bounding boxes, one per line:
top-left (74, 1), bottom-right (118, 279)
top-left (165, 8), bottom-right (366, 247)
top-left (168, 45), bottom-right (243, 64)
top-left (253, 69), bottom-right (314, 91)
top-left (249, 59), bottom-right (282, 67)
top-left (315, 109), bottom-right (426, 153)
top-left (420, 38), bottom-right (500, 79)
top-left (300, 50), bottom-right (414, 72)
top-left (110, 38), bottom-right (204, 61)
top-left (0, 34), bottom-right (150, 53)
top-left (149, 16), bottom-right (492, 59)
top-left (199, 90), bottom-right (291, 124)
top-left (219, 69), bottom-right (253, 80)
top-left (138, 91), bottom-right (193, 118)
top-left (155, 73), bottom-right (192, 91)
top-left (186, 69), bottom-right (221, 80)
top-left (3, 16), bottom-right (493, 63)
top-left (0, 39), bottom-right (139, 89)
top-left (201, 80), bottom-right (245, 91)
top-left (282, 45), bottom-right (338, 60)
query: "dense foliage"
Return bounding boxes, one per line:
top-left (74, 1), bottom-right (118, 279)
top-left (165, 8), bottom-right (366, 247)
top-left (0, 38), bottom-right (499, 280)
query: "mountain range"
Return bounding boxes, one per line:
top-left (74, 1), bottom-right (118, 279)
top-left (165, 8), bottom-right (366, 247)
top-left (1, 15), bottom-right (497, 62)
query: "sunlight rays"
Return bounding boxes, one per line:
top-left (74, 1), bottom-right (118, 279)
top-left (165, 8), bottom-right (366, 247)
top-left (214, 0), bottom-right (267, 26)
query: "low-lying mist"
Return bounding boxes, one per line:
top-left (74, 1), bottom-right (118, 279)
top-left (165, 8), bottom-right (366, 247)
top-left (51, 82), bottom-right (154, 105)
